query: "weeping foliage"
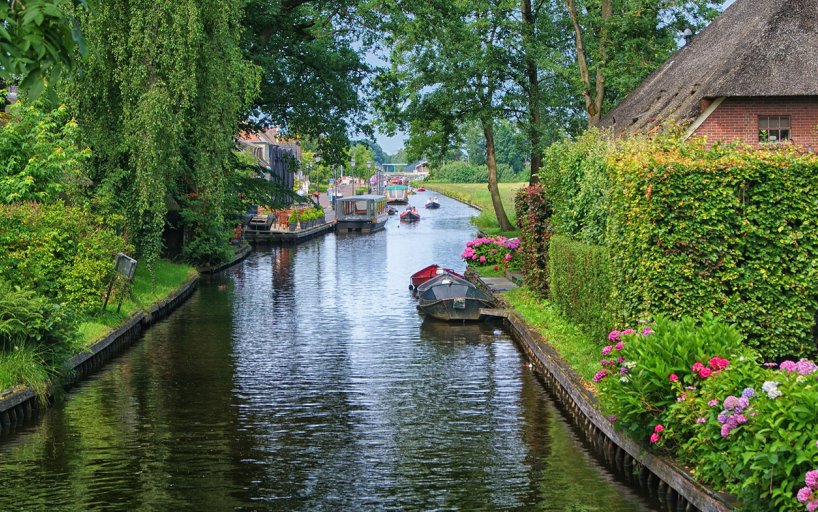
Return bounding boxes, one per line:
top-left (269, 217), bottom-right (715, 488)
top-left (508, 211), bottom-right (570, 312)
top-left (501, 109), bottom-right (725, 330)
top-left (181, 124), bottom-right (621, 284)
top-left (68, 0), bottom-right (259, 264)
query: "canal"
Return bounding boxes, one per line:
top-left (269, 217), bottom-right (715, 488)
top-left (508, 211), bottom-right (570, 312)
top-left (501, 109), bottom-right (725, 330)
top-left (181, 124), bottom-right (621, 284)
top-left (0, 194), bottom-right (658, 511)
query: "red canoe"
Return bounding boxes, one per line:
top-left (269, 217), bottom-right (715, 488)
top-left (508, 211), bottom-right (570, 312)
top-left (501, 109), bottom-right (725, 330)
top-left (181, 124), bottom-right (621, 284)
top-left (409, 264), bottom-right (464, 289)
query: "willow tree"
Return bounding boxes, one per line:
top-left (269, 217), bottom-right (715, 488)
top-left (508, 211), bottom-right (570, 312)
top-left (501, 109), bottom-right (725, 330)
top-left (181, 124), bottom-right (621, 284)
top-left (377, 0), bottom-right (517, 231)
top-left (68, 0), bottom-right (259, 264)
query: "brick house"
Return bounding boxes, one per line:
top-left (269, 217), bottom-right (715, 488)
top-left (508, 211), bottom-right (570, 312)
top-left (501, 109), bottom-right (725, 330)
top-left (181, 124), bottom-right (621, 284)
top-left (601, 0), bottom-right (818, 149)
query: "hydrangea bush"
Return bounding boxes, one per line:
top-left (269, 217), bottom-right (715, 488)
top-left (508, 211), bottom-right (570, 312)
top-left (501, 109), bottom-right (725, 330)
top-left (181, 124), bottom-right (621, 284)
top-left (460, 236), bottom-right (521, 270)
top-left (596, 315), bottom-right (818, 511)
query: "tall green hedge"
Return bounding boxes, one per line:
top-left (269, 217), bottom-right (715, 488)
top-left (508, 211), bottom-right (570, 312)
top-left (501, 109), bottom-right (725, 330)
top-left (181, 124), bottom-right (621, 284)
top-left (609, 140), bottom-right (818, 359)
top-left (539, 129), bottom-right (612, 245)
top-left (549, 235), bottom-right (612, 341)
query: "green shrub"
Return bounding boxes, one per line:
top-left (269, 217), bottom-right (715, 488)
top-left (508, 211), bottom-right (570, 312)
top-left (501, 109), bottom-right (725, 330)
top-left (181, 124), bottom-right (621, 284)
top-left (514, 184), bottom-right (552, 297)
top-left (0, 201), bottom-right (130, 314)
top-left (539, 129), bottom-right (612, 245)
top-left (597, 315), bottom-right (746, 442)
top-left (598, 314), bottom-right (818, 511)
top-left (0, 279), bottom-right (78, 348)
top-left (608, 138), bottom-right (818, 359)
top-left (548, 235), bottom-right (612, 340)
top-left (0, 100), bottom-right (90, 204)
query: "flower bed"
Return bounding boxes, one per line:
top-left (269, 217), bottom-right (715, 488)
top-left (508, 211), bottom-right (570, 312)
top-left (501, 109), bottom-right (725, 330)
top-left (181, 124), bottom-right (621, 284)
top-left (461, 235), bottom-right (521, 271)
top-left (595, 315), bottom-right (818, 511)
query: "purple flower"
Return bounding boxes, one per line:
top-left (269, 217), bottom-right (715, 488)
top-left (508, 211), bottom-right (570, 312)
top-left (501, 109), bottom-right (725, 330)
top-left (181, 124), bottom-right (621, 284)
top-left (762, 362), bottom-right (778, 368)
top-left (607, 415), bottom-right (617, 423)
top-left (723, 396), bottom-right (740, 410)
top-left (608, 331), bottom-right (621, 341)
top-left (641, 327), bottom-right (654, 336)
top-left (807, 500), bottom-right (818, 512)
top-left (616, 356), bottom-right (625, 364)
top-left (601, 345), bottom-right (613, 356)
top-left (797, 359), bottom-right (818, 375)
top-left (720, 424), bottom-right (731, 437)
top-left (807, 469), bottom-right (818, 490)
top-left (780, 360), bottom-right (797, 373)
top-left (696, 417), bottom-right (707, 424)
top-left (620, 366), bottom-right (629, 375)
top-left (741, 387), bottom-right (755, 399)
top-left (615, 341), bottom-right (624, 351)
top-left (622, 328), bottom-right (634, 336)
top-left (593, 370), bottom-right (608, 383)
top-left (600, 359), bottom-right (610, 366)
top-left (798, 487), bottom-right (812, 503)
top-left (708, 399), bottom-right (720, 407)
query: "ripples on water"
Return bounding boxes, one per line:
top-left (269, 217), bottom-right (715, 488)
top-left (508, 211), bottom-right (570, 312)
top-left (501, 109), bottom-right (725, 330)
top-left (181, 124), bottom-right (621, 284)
top-left (0, 193), bottom-right (657, 511)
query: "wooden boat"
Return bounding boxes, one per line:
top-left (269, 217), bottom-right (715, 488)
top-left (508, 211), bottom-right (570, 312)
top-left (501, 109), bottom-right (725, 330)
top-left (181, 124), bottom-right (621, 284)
top-left (385, 185), bottom-right (409, 204)
top-left (335, 195), bottom-right (388, 233)
top-left (399, 206), bottom-right (421, 222)
top-left (387, 206), bottom-right (398, 215)
top-left (416, 274), bottom-right (495, 321)
top-left (409, 264), bottom-right (463, 290)
top-left (425, 196), bottom-right (440, 209)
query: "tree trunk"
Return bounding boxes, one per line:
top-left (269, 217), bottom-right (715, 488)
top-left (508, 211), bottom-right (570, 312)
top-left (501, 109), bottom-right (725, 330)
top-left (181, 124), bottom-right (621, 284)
top-left (522, 0), bottom-right (542, 185)
top-left (483, 120), bottom-right (514, 231)
top-left (564, 0), bottom-right (610, 128)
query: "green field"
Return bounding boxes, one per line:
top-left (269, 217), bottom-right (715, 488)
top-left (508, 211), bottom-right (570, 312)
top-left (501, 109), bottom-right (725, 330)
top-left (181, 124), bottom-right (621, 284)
top-left (424, 182), bottom-right (524, 236)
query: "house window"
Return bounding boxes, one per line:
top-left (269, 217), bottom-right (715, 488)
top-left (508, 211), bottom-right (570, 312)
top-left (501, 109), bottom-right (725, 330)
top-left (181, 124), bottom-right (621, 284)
top-left (759, 115), bottom-right (790, 143)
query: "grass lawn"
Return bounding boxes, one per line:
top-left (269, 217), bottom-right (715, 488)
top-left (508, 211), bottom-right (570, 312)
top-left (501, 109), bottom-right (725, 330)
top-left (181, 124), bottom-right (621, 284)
top-left (77, 260), bottom-right (198, 346)
top-left (502, 286), bottom-right (600, 385)
top-left (425, 182), bottom-right (525, 237)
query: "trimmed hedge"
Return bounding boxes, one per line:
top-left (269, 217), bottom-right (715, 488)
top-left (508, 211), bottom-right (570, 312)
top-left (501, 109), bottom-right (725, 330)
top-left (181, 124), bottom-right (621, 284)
top-left (549, 235), bottom-right (612, 341)
top-left (539, 129), bottom-right (611, 245)
top-left (609, 140), bottom-right (818, 359)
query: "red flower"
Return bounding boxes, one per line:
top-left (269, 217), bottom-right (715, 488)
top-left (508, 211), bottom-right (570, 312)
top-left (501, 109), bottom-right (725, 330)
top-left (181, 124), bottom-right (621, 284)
top-left (669, 373), bottom-right (679, 382)
top-left (654, 424), bottom-right (664, 433)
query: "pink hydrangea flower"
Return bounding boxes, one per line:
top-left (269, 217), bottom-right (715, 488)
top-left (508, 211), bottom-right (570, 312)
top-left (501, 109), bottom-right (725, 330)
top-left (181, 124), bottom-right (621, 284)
top-left (622, 328), bottom-right (634, 336)
top-left (807, 469), bottom-right (818, 489)
top-left (614, 341), bottom-right (624, 351)
top-left (669, 373), bottom-right (679, 382)
top-left (601, 345), bottom-right (613, 356)
top-left (649, 433), bottom-right (660, 444)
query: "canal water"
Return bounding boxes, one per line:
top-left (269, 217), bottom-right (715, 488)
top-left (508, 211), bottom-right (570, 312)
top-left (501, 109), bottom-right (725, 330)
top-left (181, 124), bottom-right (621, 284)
top-left (0, 194), bottom-right (658, 511)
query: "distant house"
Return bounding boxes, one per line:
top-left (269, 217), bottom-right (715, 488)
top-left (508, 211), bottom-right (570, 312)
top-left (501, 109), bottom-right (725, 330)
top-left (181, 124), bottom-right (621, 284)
top-left (237, 127), bottom-right (301, 204)
top-left (602, 0), bottom-right (818, 149)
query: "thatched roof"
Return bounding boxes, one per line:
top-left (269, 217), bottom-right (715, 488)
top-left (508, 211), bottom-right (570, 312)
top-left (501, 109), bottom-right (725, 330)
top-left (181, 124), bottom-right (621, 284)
top-left (602, 0), bottom-right (818, 134)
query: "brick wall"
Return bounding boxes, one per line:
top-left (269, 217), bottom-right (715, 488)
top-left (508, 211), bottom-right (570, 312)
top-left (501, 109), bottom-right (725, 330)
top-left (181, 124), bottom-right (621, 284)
top-left (694, 96), bottom-right (818, 150)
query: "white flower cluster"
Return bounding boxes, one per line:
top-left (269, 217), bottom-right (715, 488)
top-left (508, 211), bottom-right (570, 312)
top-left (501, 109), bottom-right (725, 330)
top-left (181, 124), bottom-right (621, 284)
top-left (762, 380), bottom-right (782, 399)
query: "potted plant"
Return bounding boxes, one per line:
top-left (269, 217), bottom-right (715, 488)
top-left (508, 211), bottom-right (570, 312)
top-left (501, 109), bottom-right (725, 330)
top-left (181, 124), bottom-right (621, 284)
top-left (289, 209), bottom-right (300, 231)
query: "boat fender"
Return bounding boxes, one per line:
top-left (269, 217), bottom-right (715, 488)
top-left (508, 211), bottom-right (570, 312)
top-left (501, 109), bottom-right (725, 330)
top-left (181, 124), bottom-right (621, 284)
top-left (408, 284), bottom-right (414, 290)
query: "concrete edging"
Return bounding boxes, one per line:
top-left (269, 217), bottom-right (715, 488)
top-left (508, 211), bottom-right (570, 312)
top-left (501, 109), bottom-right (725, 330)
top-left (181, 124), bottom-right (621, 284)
top-left (500, 306), bottom-right (735, 512)
top-left (0, 276), bottom-right (200, 433)
top-left (198, 243), bottom-right (252, 275)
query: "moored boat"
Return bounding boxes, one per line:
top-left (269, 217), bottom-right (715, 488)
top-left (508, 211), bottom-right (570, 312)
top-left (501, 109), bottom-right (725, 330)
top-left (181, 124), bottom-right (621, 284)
top-left (385, 185), bottom-right (409, 204)
top-left (409, 264), bottom-right (464, 290)
top-left (425, 196), bottom-right (440, 209)
top-left (416, 274), bottom-right (495, 321)
top-left (417, 187), bottom-right (426, 192)
top-left (399, 206), bottom-right (421, 222)
top-left (335, 195), bottom-right (389, 233)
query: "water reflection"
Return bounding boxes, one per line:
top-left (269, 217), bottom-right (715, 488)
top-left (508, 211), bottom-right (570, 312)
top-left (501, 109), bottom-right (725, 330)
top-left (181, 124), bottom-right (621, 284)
top-left (0, 192), bottom-right (657, 511)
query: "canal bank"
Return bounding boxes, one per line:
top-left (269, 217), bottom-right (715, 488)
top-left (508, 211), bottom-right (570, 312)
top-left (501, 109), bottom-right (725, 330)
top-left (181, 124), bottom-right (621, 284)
top-left (466, 272), bottom-right (733, 512)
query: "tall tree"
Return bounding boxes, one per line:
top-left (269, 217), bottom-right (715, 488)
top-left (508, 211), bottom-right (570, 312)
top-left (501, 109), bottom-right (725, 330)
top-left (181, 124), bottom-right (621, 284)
top-left (562, 0), bottom-right (723, 126)
top-left (242, 0), bottom-right (372, 164)
top-left (377, 0), bottom-right (516, 231)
